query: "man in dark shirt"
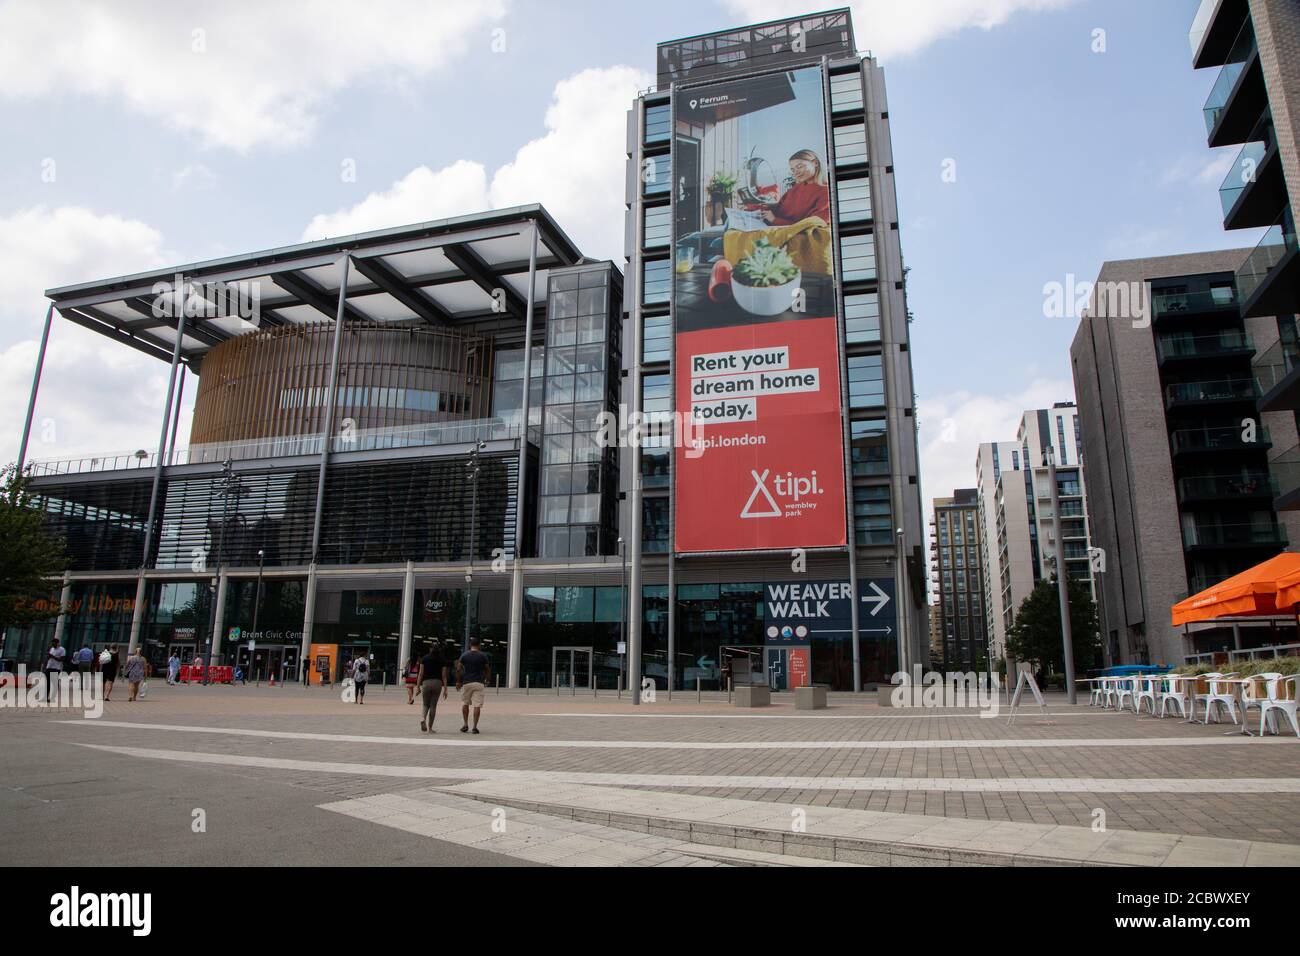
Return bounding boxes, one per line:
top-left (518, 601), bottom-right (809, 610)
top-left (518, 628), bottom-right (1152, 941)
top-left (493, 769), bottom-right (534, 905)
top-left (456, 639), bottom-right (491, 734)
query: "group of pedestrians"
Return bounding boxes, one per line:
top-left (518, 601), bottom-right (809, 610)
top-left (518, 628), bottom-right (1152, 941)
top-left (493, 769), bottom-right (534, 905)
top-left (400, 638), bottom-right (491, 734)
top-left (38, 639), bottom-right (148, 702)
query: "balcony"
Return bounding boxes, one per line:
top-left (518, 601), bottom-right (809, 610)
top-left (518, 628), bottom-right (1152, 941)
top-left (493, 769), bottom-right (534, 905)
top-left (1191, 0), bottom-right (1249, 68)
top-left (1176, 471), bottom-right (1275, 504)
top-left (1155, 329), bottom-right (1253, 365)
top-left (1253, 335), bottom-right (1300, 413)
top-left (1237, 210), bottom-right (1300, 319)
top-left (1271, 442), bottom-right (1300, 511)
top-left (1170, 424), bottom-right (1271, 455)
top-left (1182, 520), bottom-right (1287, 550)
top-left (1150, 289), bottom-right (1239, 323)
top-left (1203, 17), bottom-right (1265, 148)
top-left (1218, 116), bottom-right (1284, 229)
top-left (1163, 377), bottom-right (1256, 410)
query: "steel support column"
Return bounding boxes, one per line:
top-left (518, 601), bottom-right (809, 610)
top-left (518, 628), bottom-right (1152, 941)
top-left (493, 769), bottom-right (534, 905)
top-left (128, 300), bottom-right (188, 654)
top-left (51, 572), bottom-right (72, 647)
top-left (16, 303), bottom-right (54, 475)
top-left (210, 570), bottom-right (229, 663)
top-left (399, 559), bottom-right (415, 674)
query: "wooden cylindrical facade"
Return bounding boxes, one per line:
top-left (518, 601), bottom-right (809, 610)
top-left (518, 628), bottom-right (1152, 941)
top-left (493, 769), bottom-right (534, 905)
top-left (190, 322), bottom-right (494, 445)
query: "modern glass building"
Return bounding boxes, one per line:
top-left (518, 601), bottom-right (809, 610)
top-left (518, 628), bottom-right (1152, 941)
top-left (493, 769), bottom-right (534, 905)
top-left (5, 9), bottom-right (926, 693)
top-left (623, 8), bottom-right (926, 692)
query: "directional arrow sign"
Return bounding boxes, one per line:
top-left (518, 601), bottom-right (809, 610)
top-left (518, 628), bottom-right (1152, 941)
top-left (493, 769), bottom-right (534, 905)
top-left (861, 581), bottom-right (891, 617)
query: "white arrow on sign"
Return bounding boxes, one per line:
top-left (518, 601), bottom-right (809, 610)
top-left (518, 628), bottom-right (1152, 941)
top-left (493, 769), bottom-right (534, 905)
top-left (861, 582), bottom-right (891, 617)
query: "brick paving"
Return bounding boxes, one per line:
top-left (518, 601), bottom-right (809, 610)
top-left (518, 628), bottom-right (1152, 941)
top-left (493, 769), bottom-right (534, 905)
top-left (5, 682), bottom-right (1300, 848)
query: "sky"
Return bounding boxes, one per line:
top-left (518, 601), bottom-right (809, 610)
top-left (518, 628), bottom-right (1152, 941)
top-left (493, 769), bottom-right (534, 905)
top-left (0, 0), bottom-right (1253, 528)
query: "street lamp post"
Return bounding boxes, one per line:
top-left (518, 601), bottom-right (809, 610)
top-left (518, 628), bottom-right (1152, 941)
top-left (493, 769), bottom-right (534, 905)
top-left (464, 441), bottom-right (485, 647)
top-left (252, 548), bottom-right (264, 677)
top-left (1046, 447), bottom-right (1077, 704)
top-left (618, 536), bottom-right (627, 692)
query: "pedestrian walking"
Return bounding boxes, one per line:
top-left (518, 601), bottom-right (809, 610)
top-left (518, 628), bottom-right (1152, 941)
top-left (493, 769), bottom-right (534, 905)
top-left (42, 637), bottom-right (65, 702)
top-left (403, 655), bottom-right (420, 705)
top-left (76, 645), bottom-right (94, 676)
top-left (455, 638), bottom-right (491, 734)
top-left (167, 652), bottom-right (180, 685)
top-left (99, 645), bottom-right (119, 701)
top-left (416, 641), bottom-right (449, 733)
top-left (351, 654), bottom-right (369, 704)
top-left (124, 648), bottom-right (149, 702)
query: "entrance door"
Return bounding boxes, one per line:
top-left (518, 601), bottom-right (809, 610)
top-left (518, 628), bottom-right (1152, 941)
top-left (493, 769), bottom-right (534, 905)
top-left (551, 646), bottom-right (594, 690)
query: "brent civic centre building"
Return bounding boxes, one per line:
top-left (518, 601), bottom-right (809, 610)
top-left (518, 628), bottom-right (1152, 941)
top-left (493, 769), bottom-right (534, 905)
top-left (2, 9), bottom-right (926, 694)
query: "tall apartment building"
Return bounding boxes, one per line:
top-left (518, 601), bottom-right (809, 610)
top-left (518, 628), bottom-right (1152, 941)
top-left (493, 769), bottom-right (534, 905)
top-left (624, 8), bottom-right (927, 690)
top-left (1072, 254), bottom-right (1300, 665)
top-left (974, 405), bottom-right (1093, 665)
top-left (929, 489), bottom-right (984, 671)
top-left (1191, 0), bottom-right (1300, 520)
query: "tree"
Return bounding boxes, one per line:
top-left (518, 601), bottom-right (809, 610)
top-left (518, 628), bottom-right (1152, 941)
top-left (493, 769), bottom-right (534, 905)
top-left (1005, 575), bottom-right (1100, 674)
top-left (0, 465), bottom-right (67, 632)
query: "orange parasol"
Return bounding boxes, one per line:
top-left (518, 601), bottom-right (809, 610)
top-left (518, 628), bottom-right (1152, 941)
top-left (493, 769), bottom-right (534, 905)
top-left (1171, 551), bottom-right (1300, 626)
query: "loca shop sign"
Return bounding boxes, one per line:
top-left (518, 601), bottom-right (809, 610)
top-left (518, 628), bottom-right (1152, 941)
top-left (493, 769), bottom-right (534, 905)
top-left (763, 579), bottom-right (895, 644)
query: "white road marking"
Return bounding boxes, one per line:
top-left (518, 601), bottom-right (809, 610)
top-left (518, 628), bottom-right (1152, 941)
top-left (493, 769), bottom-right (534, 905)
top-left (55, 720), bottom-right (1298, 751)
top-left (72, 743), bottom-right (1300, 793)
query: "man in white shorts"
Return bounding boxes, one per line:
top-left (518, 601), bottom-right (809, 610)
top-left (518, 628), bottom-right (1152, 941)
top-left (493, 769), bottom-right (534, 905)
top-left (455, 638), bottom-right (491, 734)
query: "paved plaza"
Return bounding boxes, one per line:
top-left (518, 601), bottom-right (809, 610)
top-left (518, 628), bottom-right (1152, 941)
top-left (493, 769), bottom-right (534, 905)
top-left (2, 681), bottom-right (1299, 866)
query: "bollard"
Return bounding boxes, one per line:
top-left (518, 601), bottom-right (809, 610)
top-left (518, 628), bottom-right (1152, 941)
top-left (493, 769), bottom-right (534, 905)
top-left (526, 674), bottom-right (530, 696)
top-left (697, 677), bottom-right (701, 703)
top-left (617, 673), bottom-right (621, 700)
top-left (383, 671), bottom-right (388, 691)
top-left (571, 678), bottom-right (575, 697)
top-left (496, 674), bottom-right (500, 695)
top-left (593, 679), bottom-right (597, 699)
top-left (255, 668), bottom-right (260, 687)
top-left (728, 677), bottom-right (733, 703)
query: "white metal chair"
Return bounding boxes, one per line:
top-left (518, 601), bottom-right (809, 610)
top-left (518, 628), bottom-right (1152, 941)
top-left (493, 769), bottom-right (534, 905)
top-left (1088, 679), bottom-right (1106, 707)
top-left (1241, 673), bottom-right (1279, 733)
top-left (1115, 675), bottom-right (1139, 713)
top-left (1259, 674), bottom-right (1300, 737)
top-left (1159, 675), bottom-right (1191, 718)
top-left (1195, 672), bottom-right (1239, 724)
top-left (1135, 675), bottom-right (1160, 715)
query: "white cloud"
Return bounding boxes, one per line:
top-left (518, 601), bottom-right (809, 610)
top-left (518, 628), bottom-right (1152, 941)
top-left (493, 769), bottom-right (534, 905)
top-left (722, 0), bottom-right (1076, 59)
top-left (916, 377), bottom-right (1074, 575)
top-left (301, 65), bottom-right (651, 259)
top-left (1161, 150), bottom-right (1235, 187)
top-left (171, 162), bottom-right (218, 192)
top-left (302, 161), bottom-right (491, 241)
top-left (0, 0), bottom-right (507, 151)
top-left (0, 204), bottom-right (183, 465)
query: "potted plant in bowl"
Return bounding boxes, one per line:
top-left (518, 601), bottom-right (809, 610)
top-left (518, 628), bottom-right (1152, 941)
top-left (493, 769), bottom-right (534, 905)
top-left (731, 238), bottom-right (801, 317)
top-left (706, 170), bottom-right (740, 226)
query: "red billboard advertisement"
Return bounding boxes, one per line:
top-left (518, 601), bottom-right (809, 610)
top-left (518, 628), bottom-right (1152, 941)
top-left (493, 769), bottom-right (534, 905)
top-left (672, 66), bottom-right (846, 553)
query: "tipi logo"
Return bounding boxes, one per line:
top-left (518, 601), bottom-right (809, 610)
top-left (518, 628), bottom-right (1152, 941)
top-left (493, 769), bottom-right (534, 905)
top-left (741, 468), bottom-right (825, 519)
top-left (741, 469), bottom-right (781, 519)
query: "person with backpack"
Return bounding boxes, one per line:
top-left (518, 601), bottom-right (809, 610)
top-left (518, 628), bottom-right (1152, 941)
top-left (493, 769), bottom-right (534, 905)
top-left (351, 653), bottom-right (370, 704)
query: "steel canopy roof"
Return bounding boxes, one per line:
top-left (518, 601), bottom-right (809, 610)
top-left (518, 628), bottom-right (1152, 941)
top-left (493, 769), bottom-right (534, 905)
top-left (43, 204), bottom-right (588, 368)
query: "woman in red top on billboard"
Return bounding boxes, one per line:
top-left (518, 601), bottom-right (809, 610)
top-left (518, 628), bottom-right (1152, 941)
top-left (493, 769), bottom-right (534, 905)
top-left (760, 149), bottom-right (830, 226)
